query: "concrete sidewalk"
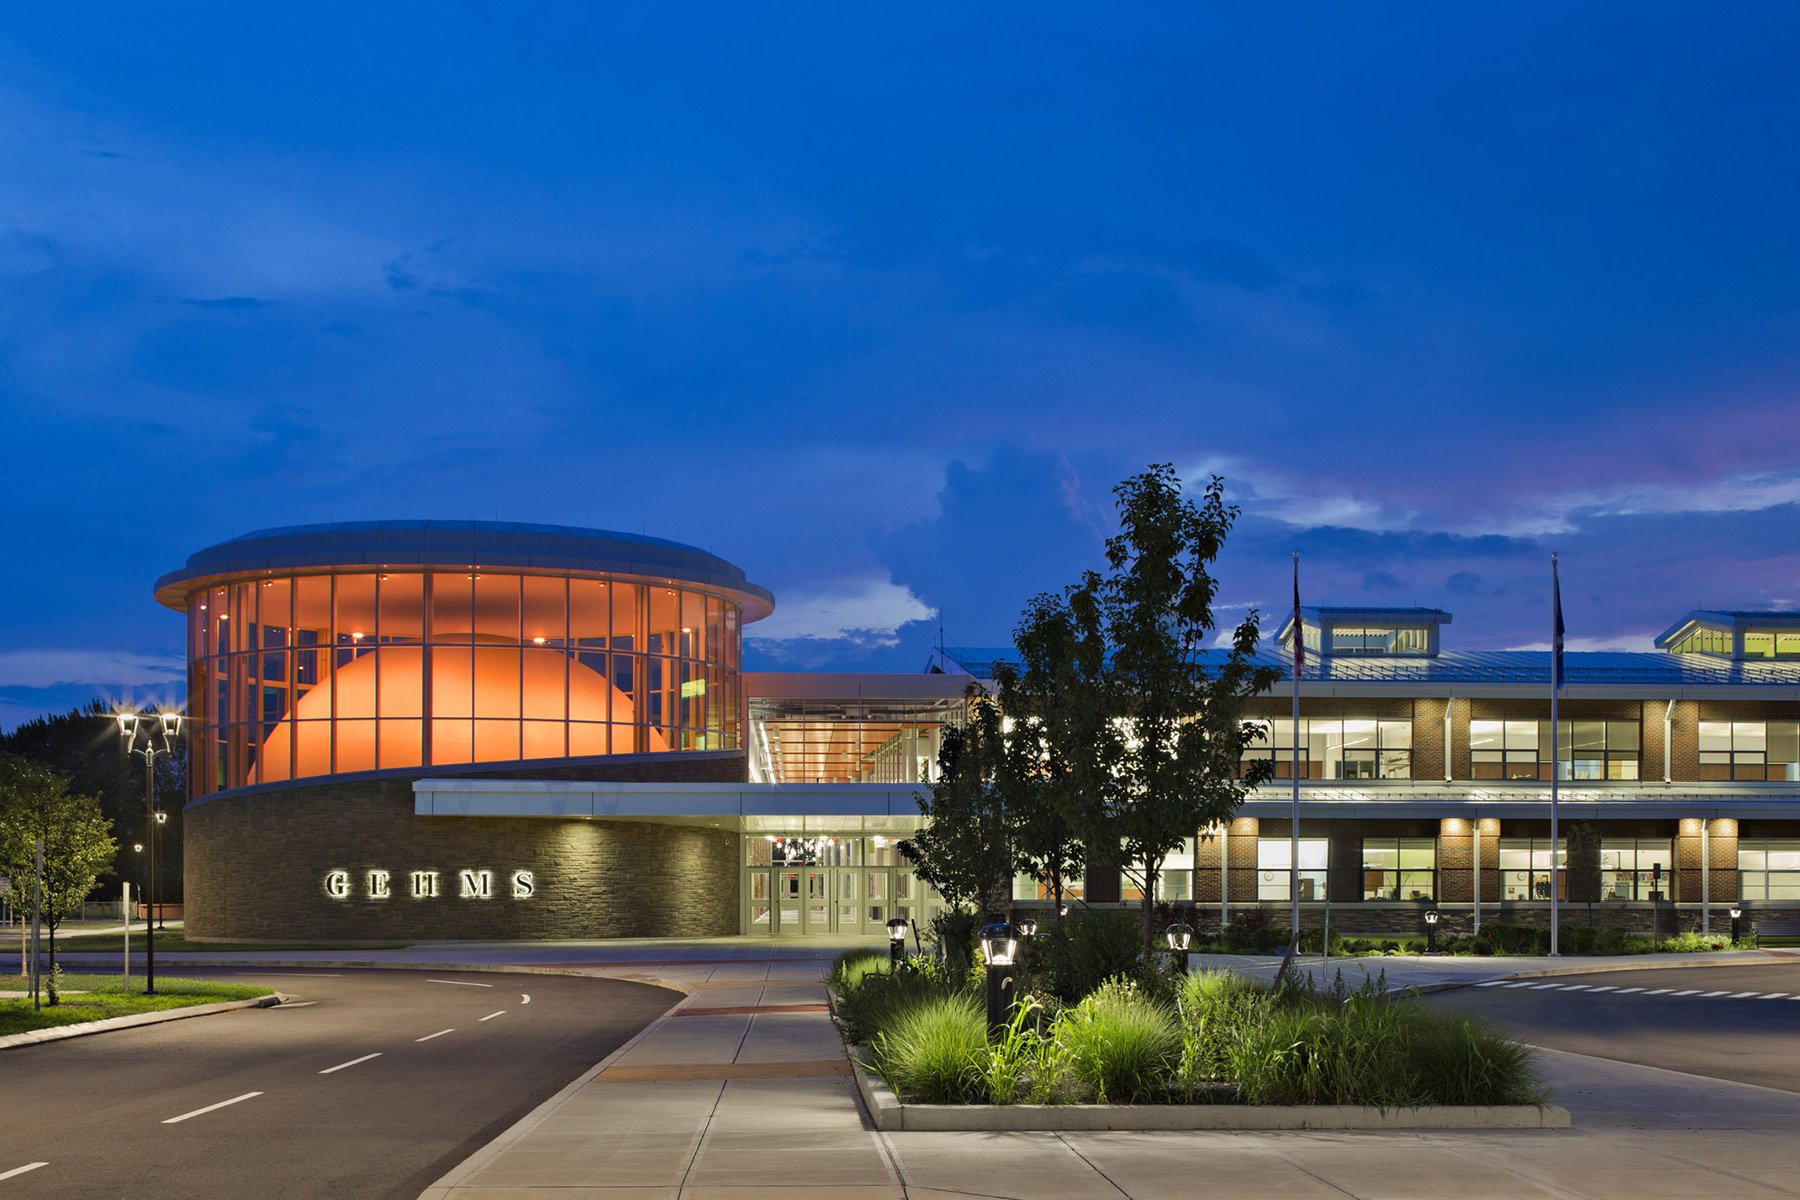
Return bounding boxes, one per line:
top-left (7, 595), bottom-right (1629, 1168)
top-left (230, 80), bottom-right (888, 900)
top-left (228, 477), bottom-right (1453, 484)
top-left (401, 944), bottom-right (1800, 1200)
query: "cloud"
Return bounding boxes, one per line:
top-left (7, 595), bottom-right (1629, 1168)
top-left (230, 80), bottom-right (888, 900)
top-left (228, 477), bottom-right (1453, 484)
top-left (746, 575), bottom-right (935, 648)
top-left (172, 296), bottom-right (274, 311)
top-left (0, 650), bottom-right (185, 689)
top-left (1186, 455), bottom-right (1417, 533)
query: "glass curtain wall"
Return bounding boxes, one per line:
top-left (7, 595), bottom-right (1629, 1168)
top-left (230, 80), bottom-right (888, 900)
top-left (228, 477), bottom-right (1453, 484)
top-left (187, 571), bottom-right (742, 796)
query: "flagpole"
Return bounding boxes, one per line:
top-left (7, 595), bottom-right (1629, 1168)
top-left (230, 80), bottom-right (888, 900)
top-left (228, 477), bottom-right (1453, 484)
top-left (1549, 553), bottom-right (1561, 957)
top-left (1291, 552), bottom-right (1302, 956)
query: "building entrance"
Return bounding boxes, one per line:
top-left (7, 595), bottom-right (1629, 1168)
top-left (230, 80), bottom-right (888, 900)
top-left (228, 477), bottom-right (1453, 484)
top-left (742, 834), bottom-right (943, 936)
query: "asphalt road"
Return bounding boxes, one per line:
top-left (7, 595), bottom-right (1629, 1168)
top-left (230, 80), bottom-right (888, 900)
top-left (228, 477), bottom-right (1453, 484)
top-left (0, 968), bottom-right (678, 1199)
top-left (1428, 962), bottom-right (1800, 1092)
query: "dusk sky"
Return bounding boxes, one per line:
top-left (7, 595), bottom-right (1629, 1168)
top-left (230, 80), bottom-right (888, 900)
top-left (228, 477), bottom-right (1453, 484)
top-left (4, 5), bottom-right (1800, 729)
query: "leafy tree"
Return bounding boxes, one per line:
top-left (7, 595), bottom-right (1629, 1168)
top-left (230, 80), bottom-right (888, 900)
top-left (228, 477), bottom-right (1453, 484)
top-left (991, 594), bottom-right (1091, 913)
top-left (1566, 820), bottom-right (1603, 926)
top-left (0, 700), bottom-right (185, 901)
top-left (0, 753), bottom-right (118, 996)
top-left (1052, 466), bottom-right (1280, 957)
top-left (900, 689), bottom-right (1014, 963)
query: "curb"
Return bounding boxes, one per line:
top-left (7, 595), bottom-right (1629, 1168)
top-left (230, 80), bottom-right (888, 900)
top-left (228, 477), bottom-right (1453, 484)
top-left (414, 971), bottom-right (699, 1200)
top-left (849, 1054), bottom-right (1569, 1131)
top-left (1416, 950), bottom-right (1790, 993)
top-left (0, 993), bottom-right (282, 1051)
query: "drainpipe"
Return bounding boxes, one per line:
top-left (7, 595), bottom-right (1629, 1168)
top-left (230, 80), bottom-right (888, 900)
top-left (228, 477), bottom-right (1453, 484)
top-left (1219, 822), bottom-right (1230, 930)
top-left (1444, 697), bottom-right (1454, 783)
top-left (1473, 815), bottom-right (1482, 936)
top-left (1664, 699), bottom-right (1675, 784)
top-left (1702, 820), bottom-right (1710, 935)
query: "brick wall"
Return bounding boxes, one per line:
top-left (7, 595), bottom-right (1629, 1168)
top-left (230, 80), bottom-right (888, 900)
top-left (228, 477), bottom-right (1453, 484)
top-left (185, 754), bottom-right (746, 942)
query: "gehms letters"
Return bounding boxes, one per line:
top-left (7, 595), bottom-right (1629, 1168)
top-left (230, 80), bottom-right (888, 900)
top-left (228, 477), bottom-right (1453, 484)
top-left (323, 869), bottom-right (535, 900)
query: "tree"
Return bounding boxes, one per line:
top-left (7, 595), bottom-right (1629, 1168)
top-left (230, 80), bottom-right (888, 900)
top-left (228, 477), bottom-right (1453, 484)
top-left (1566, 820), bottom-right (1603, 926)
top-left (991, 594), bottom-right (1090, 913)
top-left (899, 689), bottom-right (1015, 964)
top-left (0, 700), bottom-right (185, 901)
top-left (1053, 466), bottom-right (1280, 957)
top-left (0, 753), bottom-right (118, 997)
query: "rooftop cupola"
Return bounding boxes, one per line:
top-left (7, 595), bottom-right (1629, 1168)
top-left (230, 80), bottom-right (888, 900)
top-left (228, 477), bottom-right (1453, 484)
top-left (1656, 611), bottom-right (1800, 660)
top-left (1275, 607), bottom-right (1451, 659)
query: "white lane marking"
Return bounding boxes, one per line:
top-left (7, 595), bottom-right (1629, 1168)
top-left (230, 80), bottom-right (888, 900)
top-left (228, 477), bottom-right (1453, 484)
top-left (1559, 985), bottom-right (1592, 992)
top-left (1643, 989), bottom-right (1673, 995)
top-left (1474, 981), bottom-right (1506, 987)
top-left (270, 1001), bottom-right (318, 1009)
top-left (416, 1028), bottom-right (455, 1042)
top-left (1613, 988), bottom-right (1644, 995)
top-left (0, 1163), bottom-right (48, 1181)
top-left (1584, 986), bottom-right (1618, 994)
top-left (1672, 990), bottom-right (1702, 996)
top-left (1759, 993), bottom-right (1790, 1000)
top-left (520, 993), bottom-right (531, 1005)
top-left (319, 1052), bottom-right (382, 1075)
top-left (479, 1010), bottom-right (507, 1022)
top-left (1728, 991), bottom-right (1760, 999)
top-left (164, 1092), bottom-right (263, 1124)
top-left (426, 979), bottom-right (494, 988)
top-left (1532, 982), bottom-right (1564, 989)
top-left (1700, 991), bottom-right (1730, 998)
top-left (1502, 982), bottom-right (1535, 988)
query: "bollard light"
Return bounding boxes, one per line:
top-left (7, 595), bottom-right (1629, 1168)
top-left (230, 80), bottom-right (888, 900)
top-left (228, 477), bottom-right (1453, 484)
top-left (978, 921), bottom-right (1019, 1037)
top-left (1730, 905), bottom-right (1743, 943)
top-left (1165, 921), bottom-right (1194, 974)
top-left (1424, 908), bottom-right (1440, 955)
top-left (886, 917), bottom-right (909, 969)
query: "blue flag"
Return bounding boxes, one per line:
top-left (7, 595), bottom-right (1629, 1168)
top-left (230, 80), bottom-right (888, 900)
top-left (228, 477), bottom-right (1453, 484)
top-left (1551, 556), bottom-right (1565, 692)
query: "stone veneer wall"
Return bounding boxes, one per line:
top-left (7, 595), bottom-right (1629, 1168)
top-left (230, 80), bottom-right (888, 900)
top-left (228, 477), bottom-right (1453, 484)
top-left (186, 754), bottom-right (745, 942)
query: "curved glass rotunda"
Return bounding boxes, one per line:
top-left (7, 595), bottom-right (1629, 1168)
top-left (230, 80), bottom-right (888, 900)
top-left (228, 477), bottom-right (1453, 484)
top-left (155, 521), bottom-right (775, 798)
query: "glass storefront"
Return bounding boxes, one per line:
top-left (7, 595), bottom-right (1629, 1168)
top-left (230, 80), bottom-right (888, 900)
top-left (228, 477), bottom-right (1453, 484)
top-left (187, 571), bottom-right (742, 795)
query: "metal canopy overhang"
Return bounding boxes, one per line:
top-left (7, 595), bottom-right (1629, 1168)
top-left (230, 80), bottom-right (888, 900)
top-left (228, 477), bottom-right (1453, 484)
top-left (413, 779), bottom-right (927, 833)
top-left (415, 778), bottom-right (1800, 827)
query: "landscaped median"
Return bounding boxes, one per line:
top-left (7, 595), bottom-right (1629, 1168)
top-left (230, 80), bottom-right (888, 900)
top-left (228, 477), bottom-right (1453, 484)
top-left (0, 974), bottom-right (278, 1046)
top-left (829, 951), bottom-right (1569, 1132)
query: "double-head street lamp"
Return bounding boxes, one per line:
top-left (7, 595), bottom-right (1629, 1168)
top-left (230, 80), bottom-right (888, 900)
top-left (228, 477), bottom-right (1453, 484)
top-left (118, 708), bottom-right (182, 995)
top-left (979, 921), bottom-right (1020, 1036)
top-left (1165, 922), bottom-right (1194, 974)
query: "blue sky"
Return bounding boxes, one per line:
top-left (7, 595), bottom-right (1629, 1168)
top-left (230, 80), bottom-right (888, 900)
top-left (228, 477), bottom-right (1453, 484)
top-left (4, 5), bottom-right (1800, 728)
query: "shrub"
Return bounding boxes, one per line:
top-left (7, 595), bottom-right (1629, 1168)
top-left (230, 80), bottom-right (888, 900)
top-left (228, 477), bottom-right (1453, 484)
top-left (930, 909), bottom-right (983, 971)
top-left (1404, 1008), bottom-right (1549, 1106)
top-left (1656, 931), bottom-right (1732, 953)
top-left (1036, 907), bottom-right (1145, 1002)
top-left (1218, 919), bottom-right (1290, 954)
top-left (827, 950), bottom-right (889, 998)
top-left (870, 992), bottom-right (986, 1103)
top-left (1057, 977), bottom-right (1180, 1102)
top-left (833, 963), bottom-right (967, 1046)
top-left (1173, 970), bottom-right (1271, 1093)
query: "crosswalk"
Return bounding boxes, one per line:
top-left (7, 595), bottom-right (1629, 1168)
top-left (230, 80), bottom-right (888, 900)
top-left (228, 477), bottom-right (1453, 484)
top-left (1474, 979), bottom-right (1800, 1002)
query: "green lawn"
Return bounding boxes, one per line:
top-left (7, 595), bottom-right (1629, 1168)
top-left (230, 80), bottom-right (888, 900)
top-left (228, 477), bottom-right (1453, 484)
top-left (0, 974), bottom-right (274, 1037)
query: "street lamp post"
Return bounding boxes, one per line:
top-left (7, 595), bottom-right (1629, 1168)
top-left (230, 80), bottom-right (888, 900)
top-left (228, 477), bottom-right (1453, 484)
top-left (886, 918), bottom-right (909, 971)
top-left (118, 709), bottom-right (183, 996)
top-left (1165, 922), bottom-right (1194, 974)
top-left (1730, 905), bottom-right (1743, 944)
top-left (978, 922), bottom-right (1019, 1038)
top-left (1424, 908), bottom-right (1440, 955)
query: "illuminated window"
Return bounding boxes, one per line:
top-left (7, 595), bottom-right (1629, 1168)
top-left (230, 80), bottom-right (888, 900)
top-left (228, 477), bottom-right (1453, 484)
top-left (1700, 721), bottom-right (1800, 781)
top-left (1257, 838), bottom-right (1328, 900)
top-left (1361, 838), bottom-right (1435, 901)
top-left (1243, 718), bottom-right (1411, 780)
top-left (1470, 719), bottom-right (1638, 781)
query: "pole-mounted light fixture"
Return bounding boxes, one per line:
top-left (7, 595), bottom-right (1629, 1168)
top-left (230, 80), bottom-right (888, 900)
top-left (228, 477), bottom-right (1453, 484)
top-left (886, 917), bottom-right (909, 970)
top-left (118, 706), bottom-right (183, 995)
top-left (1165, 921), bottom-right (1194, 974)
top-left (978, 921), bottom-right (1019, 1037)
top-left (1423, 908), bottom-right (1440, 955)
